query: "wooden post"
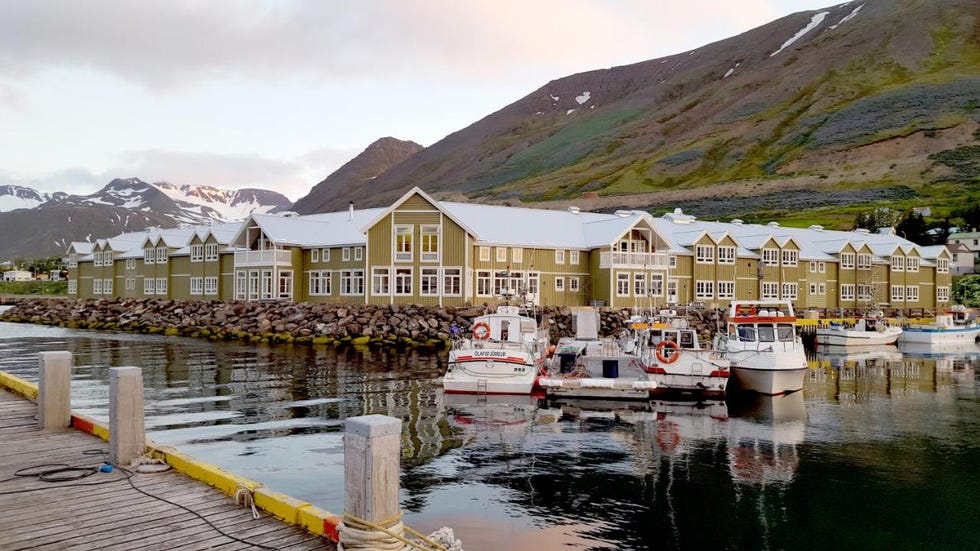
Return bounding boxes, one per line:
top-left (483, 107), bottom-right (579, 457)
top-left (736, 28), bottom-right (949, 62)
top-left (343, 414), bottom-right (402, 531)
top-left (38, 351), bottom-right (72, 430)
top-left (109, 366), bottom-right (145, 466)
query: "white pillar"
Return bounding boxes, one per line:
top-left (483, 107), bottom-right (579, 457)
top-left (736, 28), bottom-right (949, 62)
top-left (109, 366), bottom-right (145, 466)
top-left (343, 414), bottom-right (402, 531)
top-left (38, 351), bottom-right (72, 430)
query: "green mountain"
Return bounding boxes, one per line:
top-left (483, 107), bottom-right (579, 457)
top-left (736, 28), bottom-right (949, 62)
top-left (295, 0), bottom-right (979, 227)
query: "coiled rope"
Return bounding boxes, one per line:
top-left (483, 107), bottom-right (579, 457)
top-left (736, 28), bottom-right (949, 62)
top-left (339, 510), bottom-right (459, 551)
top-left (235, 485), bottom-right (261, 520)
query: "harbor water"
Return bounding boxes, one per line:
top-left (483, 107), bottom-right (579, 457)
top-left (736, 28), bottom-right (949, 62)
top-left (0, 315), bottom-right (978, 550)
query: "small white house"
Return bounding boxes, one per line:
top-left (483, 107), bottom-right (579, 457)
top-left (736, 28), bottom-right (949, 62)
top-left (3, 270), bottom-right (32, 282)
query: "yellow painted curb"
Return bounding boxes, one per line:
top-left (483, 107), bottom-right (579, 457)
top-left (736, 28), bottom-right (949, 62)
top-left (146, 445), bottom-right (261, 494)
top-left (254, 487), bottom-right (311, 524)
top-left (0, 371), bottom-right (38, 400)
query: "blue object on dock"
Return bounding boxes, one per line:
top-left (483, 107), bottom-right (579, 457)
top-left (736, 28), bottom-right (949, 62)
top-left (100, 464), bottom-right (113, 473)
top-left (602, 359), bottom-right (619, 379)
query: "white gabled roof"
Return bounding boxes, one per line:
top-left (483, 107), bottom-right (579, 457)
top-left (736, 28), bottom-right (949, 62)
top-left (68, 242), bottom-right (95, 255)
top-left (919, 245), bottom-right (950, 260)
top-left (234, 209), bottom-right (387, 248)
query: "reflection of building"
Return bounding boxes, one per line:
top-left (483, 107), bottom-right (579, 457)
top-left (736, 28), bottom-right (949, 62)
top-left (66, 188), bottom-right (953, 311)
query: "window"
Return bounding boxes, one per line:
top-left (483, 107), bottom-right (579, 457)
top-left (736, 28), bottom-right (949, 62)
top-left (718, 281), bottom-right (735, 299)
top-left (511, 247), bottom-right (523, 263)
top-left (762, 248), bottom-right (779, 266)
top-left (394, 268), bottom-right (412, 295)
top-left (633, 273), bottom-right (646, 296)
top-left (125, 278), bottom-right (135, 291)
top-left (156, 278), bottom-right (168, 295)
top-left (477, 271), bottom-right (492, 296)
top-left (840, 253), bottom-right (855, 269)
top-left (819, 283), bottom-right (826, 295)
top-left (204, 277), bottom-right (218, 296)
top-left (891, 285), bottom-right (904, 302)
top-left (103, 277), bottom-right (112, 293)
top-left (496, 247), bottom-right (507, 262)
top-left (372, 268), bottom-right (390, 295)
top-left (420, 268), bottom-right (439, 295)
top-left (819, 262), bottom-right (826, 273)
top-left (809, 261), bottom-right (817, 273)
top-left (762, 282), bottom-right (779, 299)
top-left (191, 244), bottom-right (204, 262)
top-left (156, 247), bottom-right (168, 263)
top-left (841, 284), bottom-right (855, 301)
top-left (235, 271), bottom-right (246, 300)
top-left (341, 270), bottom-right (364, 295)
top-left (190, 277), bottom-right (203, 295)
top-left (570, 251), bottom-right (580, 264)
top-left (421, 226), bottom-right (439, 262)
top-left (781, 250), bottom-right (798, 267)
top-left (94, 252), bottom-right (102, 267)
top-left (68, 280), bottom-right (77, 294)
top-left (310, 271), bottom-right (332, 296)
top-left (343, 247), bottom-right (351, 262)
top-left (555, 250), bottom-right (565, 264)
top-left (938, 286), bottom-right (950, 303)
top-left (906, 257), bottom-right (919, 272)
top-left (278, 271), bottom-right (293, 299)
top-left (857, 254), bottom-right (872, 270)
top-left (906, 285), bottom-right (919, 302)
top-left (354, 247), bottom-right (363, 262)
top-left (891, 256), bottom-right (904, 272)
top-left (311, 249), bottom-right (319, 263)
top-left (205, 243), bottom-right (219, 261)
top-left (668, 256), bottom-right (676, 268)
top-left (69, 254), bottom-right (78, 268)
top-left (696, 245), bottom-right (714, 263)
top-left (650, 274), bottom-right (664, 297)
top-left (144, 249), bottom-right (154, 264)
top-left (718, 246), bottom-right (736, 264)
top-left (126, 259), bottom-right (136, 270)
top-left (479, 247), bottom-right (490, 262)
top-left (321, 249), bottom-right (330, 262)
top-left (144, 278), bottom-right (156, 295)
top-left (443, 268), bottom-right (462, 296)
top-left (395, 226), bottom-right (413, 261)
top-left (569, 277), bottom-right (580, 292)
top-left (809, 283), bottom-right (818, 295)
top-left (612, 273), bottom-right (628, 296)
top-left (93, 279), bottom-right (103, 295)
top-left (555, 277), bottom-right (565, 292)
top-left (937, 258), bottom-right (949, 273)
top-left (695, 280), bottom-right (714, 299)
top-left (781, 282), bottom-right (797, 300)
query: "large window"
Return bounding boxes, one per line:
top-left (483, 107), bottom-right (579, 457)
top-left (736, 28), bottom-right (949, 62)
top-left (569, 277), bottom-right (580, 292)
top-left (555, 250), bottom-right (565, 264)
top-left (695, 280), bottom-right (714, 299)
top-left (762, 282), bottom-right (779, 299)
top-left (190, 277), bottom-right (203, 295)
top-left (841, 284), bottom-right (855, 301)
top-left (477, 271), bottom-right (492, 296)
top-left (311, 271), bottom-right (332, 296)
top-left (204, 277), bottom-right (218, 296)
top-left (891, 256), bottom-right (905, 272)
top-left (421, 226), bottom-right (439, 262)
top-left (156, 278), bottom-right (168, 295)
top-left (695, 245), bottom-right (714, 264)
top-left (235, 271), bottom-right (246, 300)
top-left (906, 257), bottom-right (919, 272)
top-left (891, 285), bottom-right (904, 302)
top-left (616, 273), bottom-right (629, 296)
top-left (762, 248), bottom-right (779, 266)
top-left (937, 258), bottom-right (949, 273)
top-left (341, 270), bottom-right (364, 295)
top-left (906, 285), bottom-right (919, 302)
top-left (103, 278), bottom-right (113, 294)
top-left (650, 274), bottom-right (664, 297)
top-left (144, 249), bottom-right (155, 264)
top-left (938, 286), bottom-right (950, 303)
top-left (718, 281), bottom-right (735, 299)
top-left (841, 253), bottom-right (855, 269)
top-left (144, 278), bottom-right (156, 295)
top-left (93, 279), bottom-right (103, 295)
top-left (570, 251), bottom-right (580, 264)
top-left (156, 247), bottom-right (168, 263)
top-left (205, 243), bottom-right (219, 261)
top-left (718, 246), bottom-right (736, 264)
top-left (781, 282), bottom-right (798, 300)
top-left (395, 226), bottom-right (413, 262)
top-left (443, 268), bottom-right (462, 296)
top-left (634, 273), bottom-right (646, 296)
top-left (857, 254), bottom-right (872, 270)
top-left (191, 244), bottom-right (204, 262)
top-left (278, 271), bottom-right (293, 299)
top-left (394, 268), bottom-right (412, 295)
top-left (372, 268), bottom-right (390, 295)
top-left (420, 268), bottom-right (439, 295)
top-left (857, 284), bottom-right (873, 302)
top-left (781, 250), bottom-right (798, 267)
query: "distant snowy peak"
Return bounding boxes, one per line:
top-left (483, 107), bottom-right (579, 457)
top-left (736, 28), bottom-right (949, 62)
top-left (152, 182), bottom-right (291, 220)
top-left (0, 184), bottom-right (50, 212)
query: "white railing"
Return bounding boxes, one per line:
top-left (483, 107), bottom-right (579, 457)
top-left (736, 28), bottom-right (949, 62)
top-left (599, 251), bottom-right (669, 269)
top-left (234, 249), bottom-right (292, 267)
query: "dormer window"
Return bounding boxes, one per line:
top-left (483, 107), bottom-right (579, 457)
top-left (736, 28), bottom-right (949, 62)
top-left (144, 248), bottom-right (155, 264)
top-left (156, 247), bottom-right (168, 263)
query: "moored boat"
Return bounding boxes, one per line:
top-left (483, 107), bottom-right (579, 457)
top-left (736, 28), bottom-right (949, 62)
top-left (442, 306), bottom-right (549, 395)
top-left (814, 312), bottom-right (902, 346)
top-left (899, 307), bottom-right (980, 345)
top-left (719, 301), bottom-right (808, 396)
top-left (634, 314), bottom-right (731, 398)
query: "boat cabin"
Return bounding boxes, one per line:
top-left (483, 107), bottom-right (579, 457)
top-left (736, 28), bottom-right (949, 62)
top-left (470, 306), bottom-right (540, 344)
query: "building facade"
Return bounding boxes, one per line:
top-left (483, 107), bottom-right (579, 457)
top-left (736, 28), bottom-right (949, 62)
top-left (66, 188), bottom-right (954, 311)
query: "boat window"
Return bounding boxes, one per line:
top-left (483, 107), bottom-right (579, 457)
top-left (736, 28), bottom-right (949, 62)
top-left (679, 331), bottom-right (694, 348)
top-left (665, 331), bottom-right (678, 343)
top-left (777, 324), bottom-right (795, 342)
top-left (738, 326), bottom-right (756, 342)
top-left (500, 320), bottom-right (510, 341)
top-left (757, 324), bottom-right (775, 342)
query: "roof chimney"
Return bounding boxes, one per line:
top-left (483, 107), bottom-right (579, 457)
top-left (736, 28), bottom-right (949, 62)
top-left (567, 206), bottom-right (580, 214)
top-left (349, 201), bottom-right (354, 221)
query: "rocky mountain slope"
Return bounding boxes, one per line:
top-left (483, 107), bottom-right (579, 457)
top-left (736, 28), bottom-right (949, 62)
top-left (0, 178), bottom-right (291, 260)
top-left (292, 137), bottom-right (424, 214)
top-left (299, 0), bottom-right (979, 222)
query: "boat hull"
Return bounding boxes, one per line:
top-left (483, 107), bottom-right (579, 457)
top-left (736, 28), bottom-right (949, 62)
top-left (899, 326), bottom-right (980, 345)
top-left (815, 327), bottom-right (902, 346)
top-left (442, 363), bottom-right (539, 395)
top-left (731, 366), bottom-right (807, 396)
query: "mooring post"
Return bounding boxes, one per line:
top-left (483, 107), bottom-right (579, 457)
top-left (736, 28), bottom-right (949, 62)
top-left (38, 351), bottom-right (72, 430)
top-left (109, 366), bottom-right (145, 466)
top-left (341, 414), bottom-right (403, 548)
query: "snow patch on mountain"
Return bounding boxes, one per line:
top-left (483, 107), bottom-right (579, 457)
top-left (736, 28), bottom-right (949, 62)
top-left (0, 185), bottom-right (49, 212)
top-left (771, 11), bottom-right (829, 56)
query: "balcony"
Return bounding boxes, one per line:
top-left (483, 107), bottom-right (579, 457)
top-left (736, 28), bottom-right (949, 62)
top-left (599, 251), bottom-right (669, 269)
top-left (234, 249), bottom-right (292, 267)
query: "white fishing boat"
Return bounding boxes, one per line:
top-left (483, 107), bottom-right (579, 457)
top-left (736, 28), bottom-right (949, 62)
top-left (719, 301), bottom-right (808, 396)
top-left (633, 314), bottom-right (731, 398)
top-left (899, 306), bottom-right (980, 345)
top-left (539, 308), bottom-right (658, 400)
top-left (442, 305), bottom-right (549, 395)
top-left (814, 312), bottom-right (902, 346)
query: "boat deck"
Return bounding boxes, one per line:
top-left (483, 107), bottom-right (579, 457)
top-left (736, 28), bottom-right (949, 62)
top-left (0, 390), bottom-right (332, 551)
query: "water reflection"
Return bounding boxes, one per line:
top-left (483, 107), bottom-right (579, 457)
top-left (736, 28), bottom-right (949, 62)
top-left (1, 320), bottom-right (979, 550)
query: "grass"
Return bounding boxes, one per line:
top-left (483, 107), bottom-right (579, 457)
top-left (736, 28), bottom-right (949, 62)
top-left (0, 281), bottom-right (68, 296)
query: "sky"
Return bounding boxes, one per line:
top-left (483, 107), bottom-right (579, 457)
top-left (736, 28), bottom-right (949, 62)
top-left (0, 0), bottom-right (835, 202)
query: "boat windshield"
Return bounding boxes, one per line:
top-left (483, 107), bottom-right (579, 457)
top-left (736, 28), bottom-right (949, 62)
top-left (737, 325), bottom-right (756, 342)
top-left (758, 324), bottom-right (775, 342)
top-left (777, 324), bottom-right (795, 342)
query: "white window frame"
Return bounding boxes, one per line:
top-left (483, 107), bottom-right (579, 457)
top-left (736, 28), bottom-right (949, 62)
top-left (569, 277), bottom-right (580, 292)
top-left (103, 278), bottom-right (112, 294)
top-left (555, 250), bottom-right (565, 264)
top-left (781, 250), bottom-right (798, 267)
top-left (669, 256), bottom-right (676, 268)
top-left (695, 280), bottom-right (714, 300)
top-left (781, 282), bottom-right (797, 300)
top-left (819, 261), bottom-right (826, 273)
top-left (68, 254), bottom-right (78, 268)
top-left (476, 270), bottom-right (492, 297)
top-left (354, 246), bottom-right (363, 262)
top-left (891, 285), bottom-right (904, 302)
top-left (156, 278), bottom-right (168, 295)
top-left (343, 247), bottom-right (351, 262)
top-left (570, 251), bottom-right (580, 265)
top-left (479, 247), bottom-right (490, 262)
top-left (394, 268), bottom-right (413, 296)
top-left (204, 243), bottom-right (219, 261)
top-left (496, 247), bottom-right (507, 262)
top-left (809, 261), bottom-right (817, 273)
top-left (443, 268), bottom-right (462, 297)
top-left (857, 254), bottom-right (872, 270)
top-left (144, 249), bottom-right (155, 264)
top-left (695, 245), bottom-right (714, 264)
top-left (718, 246), bottom-right (736, 264)
top-left (633, 273), bottom-right (646, 296)
top-left (68, 280), bottom-right (77, 294)
top-left (906, 285), bottom-right (919, 302)
top-left (809, 283), bottom-right (818, 295)
top-left (420, 226), bottom-right (439, 262)
top-left (372, 268), bottom-right (390, 296)
top-left (616, 273), bottom-right (629, 296)
top-left (191, 244), bottom-right (204, 263)
top-left (420, 268), bottom-right (439, 296)
top-left (321, 249), bottom-right (330, 262)
top-left (93, 279), bottom-right (103, 295)
top-left (126, 259), bottom-right (136, 270)
top-left (857, 284), bottom-right (873, 302)
top-left (395, 225), bottom-right (413, 262)
top-left (841, 284), bottom-right (855, 301)
top-left (156, 247), bottom-right (168, 263)
top-left (717, 281), bottom-right (735, 299)
top-left (762, 248), bottom-right (779, 266)
top-left (204, 276), bottom-right (218, 296)
top-left (841, 253), bottom-right (855, 269)
top-left (907, 257), bottom-right (919, 272)
top-left (819, 283), bottom-right (826, 295)
top-left (891, 256), bottom-right (905, 272)
top-left (311, 249), bottom-right (319, 263)
top-left (937, 286), bottom-right (950, 303)
top-left (190, 277), bottom-right (203, 296)
top-left (144, 278), bottom-right (156, 295)
top-left (511, 247), bottom-right (523, 264)
top-left (649, 274), bottom-right (664, 297)
top-left (937, 258), bottom-right (949, 273)
top-left (762, 282), bottom-right (779, 300)
top-left (555, 277), bottom-right (565, 292)
top-left (126, 278), bottom-right (135, 291)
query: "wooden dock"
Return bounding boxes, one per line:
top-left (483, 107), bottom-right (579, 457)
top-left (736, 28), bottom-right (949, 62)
top-left (0, 390), bottom-right (333, 551)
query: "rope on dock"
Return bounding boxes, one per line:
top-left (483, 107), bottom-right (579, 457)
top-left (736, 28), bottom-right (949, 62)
top-left (339, 510), bottom-right (462, 551)
top-left (235, 484), bottom-right (261, 519)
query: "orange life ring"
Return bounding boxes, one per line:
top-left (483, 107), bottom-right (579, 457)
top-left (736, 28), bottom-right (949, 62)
top-left (656, 340), bottom-right (680, 364)
top-left (472, 321), bottom-right (491, 340)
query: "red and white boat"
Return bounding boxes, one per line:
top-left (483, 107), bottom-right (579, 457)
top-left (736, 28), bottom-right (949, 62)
top-left (720, 301), bottom-right (808, 396)
top-left (442, 306), bottom-right (549, 395)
